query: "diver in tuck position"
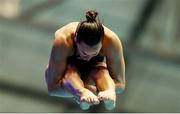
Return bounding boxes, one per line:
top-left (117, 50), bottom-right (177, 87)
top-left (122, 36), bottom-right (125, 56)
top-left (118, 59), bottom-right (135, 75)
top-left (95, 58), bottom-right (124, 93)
top-left (45, 10), bottom-right (125, 110)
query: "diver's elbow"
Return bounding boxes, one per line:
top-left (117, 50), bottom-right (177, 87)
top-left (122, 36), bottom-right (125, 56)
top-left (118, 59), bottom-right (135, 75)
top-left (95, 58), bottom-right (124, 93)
top-left (115, 83), bottom-right (125, 94)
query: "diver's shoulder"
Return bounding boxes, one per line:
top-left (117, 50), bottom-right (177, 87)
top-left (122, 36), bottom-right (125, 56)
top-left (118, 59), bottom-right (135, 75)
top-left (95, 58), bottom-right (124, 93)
top-left (62, 21), bottom-right (79, 30)
top-left (103, 25), bottom-right (120, 42)
top-left (55, 22), bottom-right (79, 36)
top-left (68, 21), bottom-right (79, 26)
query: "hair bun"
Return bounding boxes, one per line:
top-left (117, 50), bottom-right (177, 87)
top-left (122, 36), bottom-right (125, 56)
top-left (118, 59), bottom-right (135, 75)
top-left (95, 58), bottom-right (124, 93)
top-left (86, 10), bottom-right (98, 22)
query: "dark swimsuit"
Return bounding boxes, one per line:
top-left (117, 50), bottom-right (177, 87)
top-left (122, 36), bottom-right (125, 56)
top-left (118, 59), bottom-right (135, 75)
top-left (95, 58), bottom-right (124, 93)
top-left (67, 39), bottom-right (107, 80)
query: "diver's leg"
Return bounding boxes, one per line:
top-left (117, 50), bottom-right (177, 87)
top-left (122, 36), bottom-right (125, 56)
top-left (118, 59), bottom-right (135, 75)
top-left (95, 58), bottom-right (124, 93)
top-left (89, 67), bottom-right (116, 110)
top-left (61, 65), bottom-right (99, 110)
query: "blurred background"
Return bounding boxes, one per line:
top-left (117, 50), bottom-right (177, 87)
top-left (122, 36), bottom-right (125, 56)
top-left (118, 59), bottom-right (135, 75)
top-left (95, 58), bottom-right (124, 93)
top-left (0, 0), bottom-right (180, 113)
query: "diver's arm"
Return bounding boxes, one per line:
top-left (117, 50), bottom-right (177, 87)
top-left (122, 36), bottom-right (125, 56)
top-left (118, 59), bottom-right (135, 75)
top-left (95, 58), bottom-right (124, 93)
top-left (45, 32), bottom-right (70, 92)
top-left (103, 28), bottom-right (126, 94)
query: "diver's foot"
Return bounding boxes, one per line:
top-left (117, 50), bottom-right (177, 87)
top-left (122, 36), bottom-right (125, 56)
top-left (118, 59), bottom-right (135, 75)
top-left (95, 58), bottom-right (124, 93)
top-left (74, 88), bottom-right (99, 110)
top-left (98, 89), bottom-right (116, 110)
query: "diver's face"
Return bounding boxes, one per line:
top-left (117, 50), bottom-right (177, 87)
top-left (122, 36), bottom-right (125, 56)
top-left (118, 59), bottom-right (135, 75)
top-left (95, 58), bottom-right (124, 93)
top-left (76, 41), bottom-right (102, 61)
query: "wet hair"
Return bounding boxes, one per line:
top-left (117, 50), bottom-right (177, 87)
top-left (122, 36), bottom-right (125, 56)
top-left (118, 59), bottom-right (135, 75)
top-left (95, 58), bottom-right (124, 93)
top-left (76, 10), bottom-right (104, 46)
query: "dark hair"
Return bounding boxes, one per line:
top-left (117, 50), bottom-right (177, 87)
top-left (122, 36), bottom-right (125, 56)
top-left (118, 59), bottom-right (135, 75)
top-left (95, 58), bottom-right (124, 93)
top-left (76, 10), bottom-right (104, 46)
